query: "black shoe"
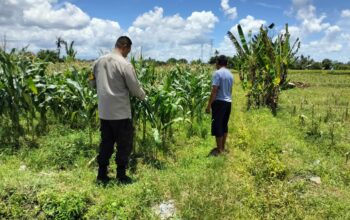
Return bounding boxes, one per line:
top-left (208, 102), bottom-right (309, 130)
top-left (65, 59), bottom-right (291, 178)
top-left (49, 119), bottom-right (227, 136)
top-left (117, 175), bottom-right (133, 184)
top-left (117, 165), bottom-right (133, 184)
top-left (208, 147), bottom-right (220, 157)
top-left (96, 166), bottom-right (110, 185)
top-left (96, 176), bottom-right (111, 185)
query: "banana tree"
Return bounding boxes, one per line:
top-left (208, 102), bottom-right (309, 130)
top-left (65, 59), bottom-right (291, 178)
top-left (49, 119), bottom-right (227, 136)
top-left (227, 23), bottom-right (300, 115)
top-left (56, 38), bottom-right (77, 62)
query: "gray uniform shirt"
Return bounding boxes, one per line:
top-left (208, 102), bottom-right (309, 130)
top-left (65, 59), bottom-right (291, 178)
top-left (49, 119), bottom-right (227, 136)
top-left (92, 50), bottom-right (145, 120)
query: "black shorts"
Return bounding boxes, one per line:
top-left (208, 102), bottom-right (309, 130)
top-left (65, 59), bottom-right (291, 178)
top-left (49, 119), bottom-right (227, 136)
top-left (211, 100), bottom-right (231, 137)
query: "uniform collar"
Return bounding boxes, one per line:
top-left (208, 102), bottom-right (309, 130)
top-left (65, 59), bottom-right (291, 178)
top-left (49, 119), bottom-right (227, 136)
top-left (112, 49), bottom-right (125, 59)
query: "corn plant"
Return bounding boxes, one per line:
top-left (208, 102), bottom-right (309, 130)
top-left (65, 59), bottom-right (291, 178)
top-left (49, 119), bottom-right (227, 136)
top-left (46, 67), bottom-right (98, 146)
top-left (131, 59), bottom-right (210, 150)
top-left (0, 49), bottom-right (48, 145)
top-left (131, 58), bottom-right (158, 143)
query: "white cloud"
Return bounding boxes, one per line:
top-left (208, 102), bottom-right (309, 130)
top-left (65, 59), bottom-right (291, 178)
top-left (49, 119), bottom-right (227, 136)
top-left (0, 1), bottom-right (219, 61)
top-left (290, 0), bottom-right (330, 34)
top-left (279, 25), bottom-right (302, 45)
top-left (128, 7), bottom-right (219, 60)
top-left (256, 2), bottom-right (281, 9)
top-left (341, 9), bottom-right (350, 18)
top-left (292, 0), bottom-right (311, 8)
top-left (295, 4), bottom-right (330, 33)
top-left (1, 0), bottom-right (348, 62)
top-left (23, 2), bottom-right (90, 29)
top-left (300, 25), bottom-right (346, 61)
top-left (0, 0), bottom-right (123, 58)
top-left (215, 15), bottom-right (266, 58)
top-left (288, 26), bottom-right (302, 39)
top-left (221, 0), bottom-right (238, 20)
top-left (215, 36), bottom-right (236, 57)
top-left (230, 15), bottom-right (266, 35)
top-left (283, 0), bottom-right (350, 61)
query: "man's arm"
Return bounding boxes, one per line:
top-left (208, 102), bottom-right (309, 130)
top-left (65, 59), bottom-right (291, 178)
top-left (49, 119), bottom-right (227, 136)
top-left (206, 85), bottom-right (218, 113)
top-left (124, 64), bottom-right (146, 100)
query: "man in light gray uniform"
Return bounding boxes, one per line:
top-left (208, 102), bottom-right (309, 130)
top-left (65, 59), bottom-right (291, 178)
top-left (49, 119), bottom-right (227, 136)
top-left (91, 36), bottom-right (145, 184)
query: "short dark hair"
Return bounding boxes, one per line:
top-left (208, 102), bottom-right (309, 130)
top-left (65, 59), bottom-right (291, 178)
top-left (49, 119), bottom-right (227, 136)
top-left (115, 36), bottom-right (132, 49)
top-left (216, 55), bottom-right (228, 66)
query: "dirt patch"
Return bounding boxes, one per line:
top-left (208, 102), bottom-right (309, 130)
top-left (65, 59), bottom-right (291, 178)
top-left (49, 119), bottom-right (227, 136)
top-left (289, 81), bottom-right (311, 88)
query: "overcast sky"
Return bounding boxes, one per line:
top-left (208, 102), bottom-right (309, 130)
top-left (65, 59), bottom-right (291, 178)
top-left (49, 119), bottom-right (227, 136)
top-left (1, 0), bottom-right (349, 62)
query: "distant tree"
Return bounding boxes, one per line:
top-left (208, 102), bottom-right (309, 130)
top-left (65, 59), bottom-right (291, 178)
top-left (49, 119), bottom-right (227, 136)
top-left (37, 49), bottom-right (60, 63)
top-left (208, 56), bottom-right (217, 64)
top-left (309, 61), bottom-right (322, 70)
top-left (191, 59), bottom-right (202, 65)
top-left (178, 58), bottom-right (188, 64)
top-left (330, 61), bottom-right (350, 70)
top-left (322, 59), bottom-right (332, 70)
top-left (208, 50), bottom-right (220, 65)
top-left (56, 37), bottom-right (63, 59)
top-left (214, 50), bottom-right (219, 57)
top-left (166, 58), bottom-right (177, 64)
top-left (208, 55), bottom-right (237, 69)
top-left (16, 50), bottom-right (36, 61)
top-left (56, 37), bottom-right (77, 62)
top-left (228, 55), bottom-right (239, 69)
top-left (289, 55), bottom-right (313, 69)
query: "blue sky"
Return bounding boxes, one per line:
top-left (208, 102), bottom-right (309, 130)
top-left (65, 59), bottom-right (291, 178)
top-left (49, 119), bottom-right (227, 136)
top-left (1, 0), bottom-right (350, 62)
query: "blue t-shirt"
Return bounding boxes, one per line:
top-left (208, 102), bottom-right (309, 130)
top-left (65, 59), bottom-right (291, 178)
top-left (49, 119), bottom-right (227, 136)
top-left (212, 67), bottom-right (233, 102)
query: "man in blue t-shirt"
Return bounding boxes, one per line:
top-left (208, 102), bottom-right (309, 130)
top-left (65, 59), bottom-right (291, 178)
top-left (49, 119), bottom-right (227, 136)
top-left (206, 55), bottom-right (233, 156)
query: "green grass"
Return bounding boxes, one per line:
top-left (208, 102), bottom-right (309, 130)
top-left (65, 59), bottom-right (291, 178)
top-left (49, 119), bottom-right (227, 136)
top-left (1, 70), bottom-right (350, 219)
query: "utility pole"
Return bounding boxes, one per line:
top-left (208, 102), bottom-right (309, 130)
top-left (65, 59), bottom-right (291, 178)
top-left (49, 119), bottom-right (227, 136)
top-left (209, 39), bottom-right (213, 59)
top-left (140, 45), bottom-right (143, 60)
top-left (1, 34), bottom-right (7, 52)
top-left (200, 43), bottom-right (203, 61)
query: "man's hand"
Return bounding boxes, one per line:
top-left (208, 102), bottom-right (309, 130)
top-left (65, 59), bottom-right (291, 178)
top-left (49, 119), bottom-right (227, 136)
top-left (205, 106), bottom-right (211, 114)
top-left (206, 85), bottom-right (218, 114)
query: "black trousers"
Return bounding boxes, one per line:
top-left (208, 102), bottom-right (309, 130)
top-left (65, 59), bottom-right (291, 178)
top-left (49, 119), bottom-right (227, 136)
top-left (211, 100), bottom-right (231, 137)
top-left (97, 119), bottom-right (134, 168)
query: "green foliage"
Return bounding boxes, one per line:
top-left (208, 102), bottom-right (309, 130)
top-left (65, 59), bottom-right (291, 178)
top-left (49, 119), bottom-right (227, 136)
top-left (0, 185), bottom-right (39, 218)
top-left (131, 58), bottom-right (211, 150)
top-left (289, 56), bottom-right (350, 70)
top-left (166, 57), bottom-right (188, 64)
top-left (228, 23), bottom-right (300, 115)
top-left (1, 50), bottom-right (349, 219)
top-left (38, 191), bottom-right (89, 219)
top-left (37, 49), bottom-right (60, 63)
top-left (322, 58), bottom-right (332, 70)
top-left (56, 38), bottom-right (77, 62)
top-left (0, 49), bottom-right (50, 146)
top-left (250, 142), bottom-right (288, 183)
top-left (0, 49), bottom-right (98, 147)
top-left (25, 127), bottom-right (96, 170)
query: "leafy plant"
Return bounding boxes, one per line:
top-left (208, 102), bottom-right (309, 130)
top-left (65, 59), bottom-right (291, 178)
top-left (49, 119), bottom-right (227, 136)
top-left (227, 23), bottom-right (300, 115)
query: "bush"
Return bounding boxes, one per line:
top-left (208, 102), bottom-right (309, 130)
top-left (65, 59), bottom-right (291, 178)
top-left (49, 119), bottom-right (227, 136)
top-left (37, 50), bottom-right (60, 63)
top-left (0, 185), bottom-right (39, 219)
top-left (38, 191), bottom-right (89, 219)
top-left (27, 133), bottom-right (97, 170)
top-left (250, 143), bottom-right (288, 183)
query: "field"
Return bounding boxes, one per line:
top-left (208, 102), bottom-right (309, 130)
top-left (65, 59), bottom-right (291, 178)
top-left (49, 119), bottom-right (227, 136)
top-left (1, 61), bottom-right (350, 219)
